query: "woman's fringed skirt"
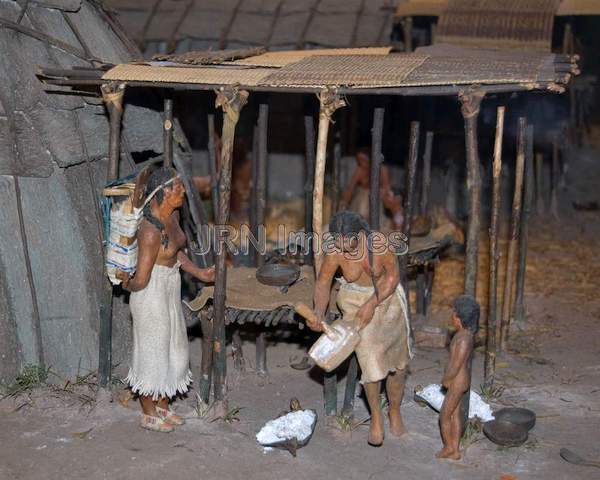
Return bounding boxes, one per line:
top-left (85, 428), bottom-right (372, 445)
top-left (126, 263), bottom-right (192, 400)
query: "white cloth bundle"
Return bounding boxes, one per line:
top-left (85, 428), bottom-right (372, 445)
top-left (106, 204), bottom-right (142, 285)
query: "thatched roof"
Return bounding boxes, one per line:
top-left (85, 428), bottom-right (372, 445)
top-left (395, 0), bottom-right (600, 17)
top-left (433, 0), bottom-right (560, 52)
top-left (103, 0), bottom-right (400, 54)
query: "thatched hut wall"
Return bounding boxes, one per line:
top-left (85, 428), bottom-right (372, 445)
top-left (0, 0), bottom-right (167, 382)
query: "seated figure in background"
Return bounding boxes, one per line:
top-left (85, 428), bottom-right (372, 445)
top-left (193, 136), bottom-right (251, 221)
top-left (339, 147), bottom-right (404, 231)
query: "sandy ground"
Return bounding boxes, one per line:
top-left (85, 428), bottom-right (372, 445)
top-left (2, 158), bottom-right (600, 480)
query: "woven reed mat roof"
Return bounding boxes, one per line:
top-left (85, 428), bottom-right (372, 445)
top-left (434, 0), bottom-right (561, 52)
top-left (185, 266), bottom-right (314, 312)
top-left (406, 50), bottom-right (567, 86)
top-left (102, 63), bottom-right (274, 86)
top-left (258, 53), bottom-right (429, 88)
top-left (230, 47), bottom-right (393, 67)
top-left (101, 48), bottom-right (577, 90)
top-left (395, 0), bottom-right (599, 18)
top-left (152, 47), bottom-right (267, 65)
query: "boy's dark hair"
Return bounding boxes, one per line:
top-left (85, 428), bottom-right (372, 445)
top-left (329, 210), bottom-right (370, 237)
top-left (453, 295), bottom-right (480, 333)
top-left (146, 166), bottom-right (177, 205)
top-left (356, 146), bottom-right (371, 158)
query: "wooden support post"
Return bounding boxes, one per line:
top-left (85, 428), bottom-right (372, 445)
top-left (484, 106), bottom-right (505, 387)
top-left (313, 89), bottom-right (345, 274)
top-left (535, 153), bottom-right (545, 216)
top-left (163, 91), bottom-right (174, 167)
top-left (420, 131), bottom-right (434, 217)
top-left (500, 117), bottom-right (526, 352)
top-left (342, 355), bottom-right (358, 416)
top-left (332, 133), bottom-right (342, 214)
top-left (101, 83), bottom-right (126, 182)
top-left (314, 89), bottom-right (345, 416)
top-left (99, 82), bottom-right (125, 388)
top-left (213, 86), bottom-right (248, 407)
top-left (250, 124), bottom-right (259, 267)
top-left (563, 23), bottom-right (577, 145)
top-left (400, 121), bottom-right (420, 297)
top-left (198, 307), bottom-right (214, 404)
top-left (513, 125), bottom-right (534, 326)
top-left (400, 16), bottom-right (413, 52)
top-left (304, 115), bottom-right (316, 265)
top-left (231, 328), bottom-right (245, 372)
top-left (256, 103), bottom-right (269, 268)
top-left (207, 114), bottom-right (219, 220)
top-left (551, 134), bottom-right (560, 220)
top-left (370, 108), bottom-right (385, 230)
top-left (255, 329), bottom-right (268, 377)
top-left (459, 91), bottom-right (485, 298)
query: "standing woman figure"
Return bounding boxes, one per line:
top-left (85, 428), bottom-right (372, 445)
top-left (120, 167), bottom-right (215, 432)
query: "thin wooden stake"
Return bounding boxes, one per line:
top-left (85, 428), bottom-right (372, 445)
top-left (551, 134), bottom-right (560, 220)
top-left (332, 134), bottom-right (342, 214)
top-left (256, 103), bottom-right (269, 268)
top-left (484, 106), bottom-right (505, 387)
top-left (99, 82), bottom-right (125, 388)
top-left (460, 91), bottom-right (485, 297)
top-left (420, 131), bottom-right (434, 217)
top-left (500, 117), bottom-right (526, 351)
top-left (198, 307), bottom-right (214, 404)
top-left (400, 121), bottom-right (420, 317)
top-left (250, 124), bottom-right (259, 267)
top-left (513, 125), bottom-right (534, 326)
top-left (207, 114), bottom-right (219, 219)
top-left (304, 115), bottom-right (316, 265)
top-left (400, 16), bottom-right (413, 52)
top-left (163, 92), bottom-right (174, 167)
top-left (370, 108), bottom-right (385, 231)
top-left (213, 87), bottom-right (248, 405)
top-left (535, 152), bottom-right (545, 216)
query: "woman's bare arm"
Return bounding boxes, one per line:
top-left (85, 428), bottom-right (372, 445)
top-left (310, 253), bottom-right (339, 331)
top-left (177, 250), bottom-right (215, 282)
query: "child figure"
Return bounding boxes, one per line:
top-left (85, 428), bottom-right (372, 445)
top-left (437, 295), bottom-right (479, 460)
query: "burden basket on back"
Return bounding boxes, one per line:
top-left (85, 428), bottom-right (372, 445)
top-left (101, 166), bottom-right (168, 285)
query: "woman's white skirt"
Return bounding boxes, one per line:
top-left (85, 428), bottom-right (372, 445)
top-left (125, 263), bottom-right (192, 400)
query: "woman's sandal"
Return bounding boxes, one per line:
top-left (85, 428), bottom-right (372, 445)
top-left (155, 406), bottom-right (185, 426)
top-left (140, 414), bottom-right (174, 433)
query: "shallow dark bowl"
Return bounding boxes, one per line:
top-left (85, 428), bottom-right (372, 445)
top-left (483, 419), bottom-right (528, 447)
top-left (256, 263), bottom-right (300, 287)
top-left (494, 407), bottom-right (536, 431)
